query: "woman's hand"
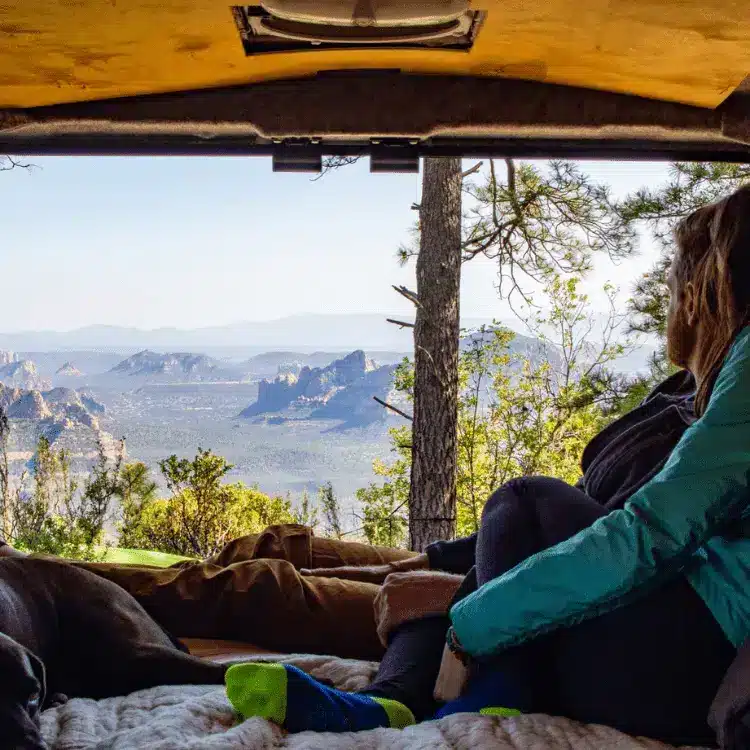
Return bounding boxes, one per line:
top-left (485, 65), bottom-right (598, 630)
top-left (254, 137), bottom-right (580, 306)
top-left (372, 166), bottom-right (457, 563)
top-left (446, 625), bottom-right (471, 666)
top-left (434, 642), bottom-right (470, 702)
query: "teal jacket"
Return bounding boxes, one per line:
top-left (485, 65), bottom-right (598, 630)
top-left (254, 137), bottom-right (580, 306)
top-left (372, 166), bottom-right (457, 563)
top-left (450, 326), bottom-right (750, 658)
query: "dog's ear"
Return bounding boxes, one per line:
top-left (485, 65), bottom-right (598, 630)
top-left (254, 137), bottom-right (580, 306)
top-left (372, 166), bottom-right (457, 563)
top-left (24, 649), bottom-right (47, 709)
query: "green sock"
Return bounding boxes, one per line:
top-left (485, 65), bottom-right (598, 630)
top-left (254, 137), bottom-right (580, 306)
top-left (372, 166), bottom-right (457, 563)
top-left (480, 707), bottom-right (523, 717)
top-left (226, 662), bottom-right (415, 733)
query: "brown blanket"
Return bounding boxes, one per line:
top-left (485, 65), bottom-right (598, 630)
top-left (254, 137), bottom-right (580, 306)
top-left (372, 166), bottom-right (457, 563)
top-left (67, 525), bottom-right (415, 661)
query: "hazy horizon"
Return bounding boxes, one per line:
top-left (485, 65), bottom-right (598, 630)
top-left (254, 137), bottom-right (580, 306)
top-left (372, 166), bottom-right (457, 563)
top-left (0, 312), bottom-right (500, 336)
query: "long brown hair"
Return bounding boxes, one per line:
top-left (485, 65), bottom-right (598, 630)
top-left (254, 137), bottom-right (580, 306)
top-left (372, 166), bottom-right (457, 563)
top-left (673, 185), bottom-right (750, 416)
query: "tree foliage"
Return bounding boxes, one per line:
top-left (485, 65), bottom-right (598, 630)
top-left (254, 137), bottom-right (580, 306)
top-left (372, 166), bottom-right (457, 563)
top-left (320, 157), bottom-right (638, 548)
top-left (0, 421), bottom-right (301, 560)
top-left (391, 158), bottom-right (639, 546)
top-left (358, 273), bottom-right (636, 544)
top-left (620, 162), bottom-right (750, 377)
top-left (401, 160), bottom-right (636, 307)
top-left (115, 461), bottom-right (159, 547)
top-left (0, 408), bottom-right (11, 536)
top-left (293, 488), bottom-right (320, 529)
top-left (0, 428), bottom-right (124, 559)
top-left (318, 481), bottom-right (345, 540)
top-left (118, 448), bottom-right (297, 557)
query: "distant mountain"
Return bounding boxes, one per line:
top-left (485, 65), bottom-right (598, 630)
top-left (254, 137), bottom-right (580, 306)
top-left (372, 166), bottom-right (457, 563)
top-left (21, 351), bottom-right (129, 382)
top-left (0, 316), bottom-right (654, 376)
top-left (106, 350), bottom-right (243, 382)
top-left (461, 327), bottom-right (560, 364)
top-left (242, 350), bottom-right (407, 379)
top-left (460, 327), bottom-right (657, 374)
top-left (56, 361), bottom-right (84, 377)
top-left (0, 315), bottom-right (496, 353)
top-left (612, 343), bottom-right (658, 374)
top-left (241, 350), bottom-right (397, 429)
top-left (310, 365), bottom-right (398, 430)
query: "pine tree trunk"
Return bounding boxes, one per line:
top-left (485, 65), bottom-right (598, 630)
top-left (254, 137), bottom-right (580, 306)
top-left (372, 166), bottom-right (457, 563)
top-left (409, 157), bottom-right (463, 551)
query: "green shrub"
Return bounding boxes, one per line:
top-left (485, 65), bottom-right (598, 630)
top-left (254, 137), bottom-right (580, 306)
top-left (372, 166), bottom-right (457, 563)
top-left (119, 448), bottom-right (297, 557)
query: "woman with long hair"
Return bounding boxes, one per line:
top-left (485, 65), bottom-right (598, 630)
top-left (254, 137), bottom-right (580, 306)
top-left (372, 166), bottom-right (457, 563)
top-left (227, 186), bottom-right (750, 747)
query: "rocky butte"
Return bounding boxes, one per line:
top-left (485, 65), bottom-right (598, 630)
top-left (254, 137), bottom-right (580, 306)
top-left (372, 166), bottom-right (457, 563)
top-left (0, 381), bottom-right (113, 469)
top-left (240, 350), bottom-right (399, 429)
top-left (0, 354), bottom-right (50, 391)
top-left (107, 350), bottom-right (242, 382)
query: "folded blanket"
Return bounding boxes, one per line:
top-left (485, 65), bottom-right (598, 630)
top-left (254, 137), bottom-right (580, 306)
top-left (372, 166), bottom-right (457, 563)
top-left (41, 652), bottom-right (708, 750)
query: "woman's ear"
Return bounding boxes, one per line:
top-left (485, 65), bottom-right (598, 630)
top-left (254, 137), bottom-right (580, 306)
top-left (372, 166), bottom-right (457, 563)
top-left (24, 649), bottom-right (47, 709)
top-left (684, 281), bottom-right (698, 327)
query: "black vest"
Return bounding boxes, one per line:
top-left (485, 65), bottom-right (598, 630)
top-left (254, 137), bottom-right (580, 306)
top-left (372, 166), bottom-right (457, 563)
top-left (579, 369), bottom-right (697, 511)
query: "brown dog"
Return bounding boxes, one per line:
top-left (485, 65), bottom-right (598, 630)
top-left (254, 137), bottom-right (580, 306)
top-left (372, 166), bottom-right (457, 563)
top-left (0, 557), bottom-right (227, 750)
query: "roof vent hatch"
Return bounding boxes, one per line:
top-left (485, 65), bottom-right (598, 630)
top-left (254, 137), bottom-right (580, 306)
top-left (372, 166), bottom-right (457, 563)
top-left (232, 1), bottom-right (485, 53)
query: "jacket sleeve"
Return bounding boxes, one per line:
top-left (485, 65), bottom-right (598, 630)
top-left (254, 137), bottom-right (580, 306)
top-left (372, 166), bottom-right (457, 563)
top-left (450, 328), bottom-right (750, 658)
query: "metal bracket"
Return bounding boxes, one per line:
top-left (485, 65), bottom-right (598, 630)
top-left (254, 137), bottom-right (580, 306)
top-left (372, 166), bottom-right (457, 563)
top-left (270, 137), bottom-right (421, 173)
top-left (271, 138), bottom-right (323, 172)
top-left (370, 140), bottom-right (420, 173)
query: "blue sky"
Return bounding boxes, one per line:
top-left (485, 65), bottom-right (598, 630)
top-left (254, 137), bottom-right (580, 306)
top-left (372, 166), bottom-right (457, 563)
top-left (0, 156), bottom-right (671, 333)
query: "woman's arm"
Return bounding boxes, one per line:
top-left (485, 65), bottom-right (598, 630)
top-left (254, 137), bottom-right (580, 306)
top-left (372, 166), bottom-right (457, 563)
top-left (449, 328), bottom-right (750, 659)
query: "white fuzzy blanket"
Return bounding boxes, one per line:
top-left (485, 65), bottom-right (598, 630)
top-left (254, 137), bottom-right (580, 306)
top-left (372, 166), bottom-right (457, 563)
top-left (40, 653), bottom-right (705, 750)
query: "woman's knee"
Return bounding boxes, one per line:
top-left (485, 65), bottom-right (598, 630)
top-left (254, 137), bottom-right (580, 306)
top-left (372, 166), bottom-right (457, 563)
top-left (480, 476), bottom-right (604, 550)
top-left (481, 478), bottom-right (524, 521)
top-left (481, 476), bottom-right (570, 521)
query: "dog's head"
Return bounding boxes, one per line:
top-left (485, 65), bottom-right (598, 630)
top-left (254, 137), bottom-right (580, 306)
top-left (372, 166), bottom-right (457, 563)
top-left (0, 632), bottom-right (48, 749)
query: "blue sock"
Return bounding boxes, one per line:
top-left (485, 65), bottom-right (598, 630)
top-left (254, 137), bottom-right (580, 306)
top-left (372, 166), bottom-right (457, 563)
top-left (226, 662), bottom-right (415, 733)
top-left (433, 666), bottom-right (528, 719)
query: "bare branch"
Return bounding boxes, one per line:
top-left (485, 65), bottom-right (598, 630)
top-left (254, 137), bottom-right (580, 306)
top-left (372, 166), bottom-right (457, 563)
top-left (461, 162), bottom-right (484, 179)
top-left (373, 396), bottom-right (413, 421)
top-left (310, 155), bottom-right (362, 181)
top-left (505, 158), bottom-right (517, 198)
top-left (392, 285), bottom-right (420, 307)
top-left (386, 318), bottom-right (415, 329)
top-left (0, 156), bottom-right (33, 172)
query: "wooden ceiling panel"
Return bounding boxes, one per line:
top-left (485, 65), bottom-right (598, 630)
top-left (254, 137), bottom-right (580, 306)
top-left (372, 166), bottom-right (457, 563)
top-left (1, 1), bottom-right (749, 110)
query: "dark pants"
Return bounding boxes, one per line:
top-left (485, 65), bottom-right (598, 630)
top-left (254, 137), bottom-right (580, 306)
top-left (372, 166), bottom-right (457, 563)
top-left (367, 477), bottom-right (735, 745)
